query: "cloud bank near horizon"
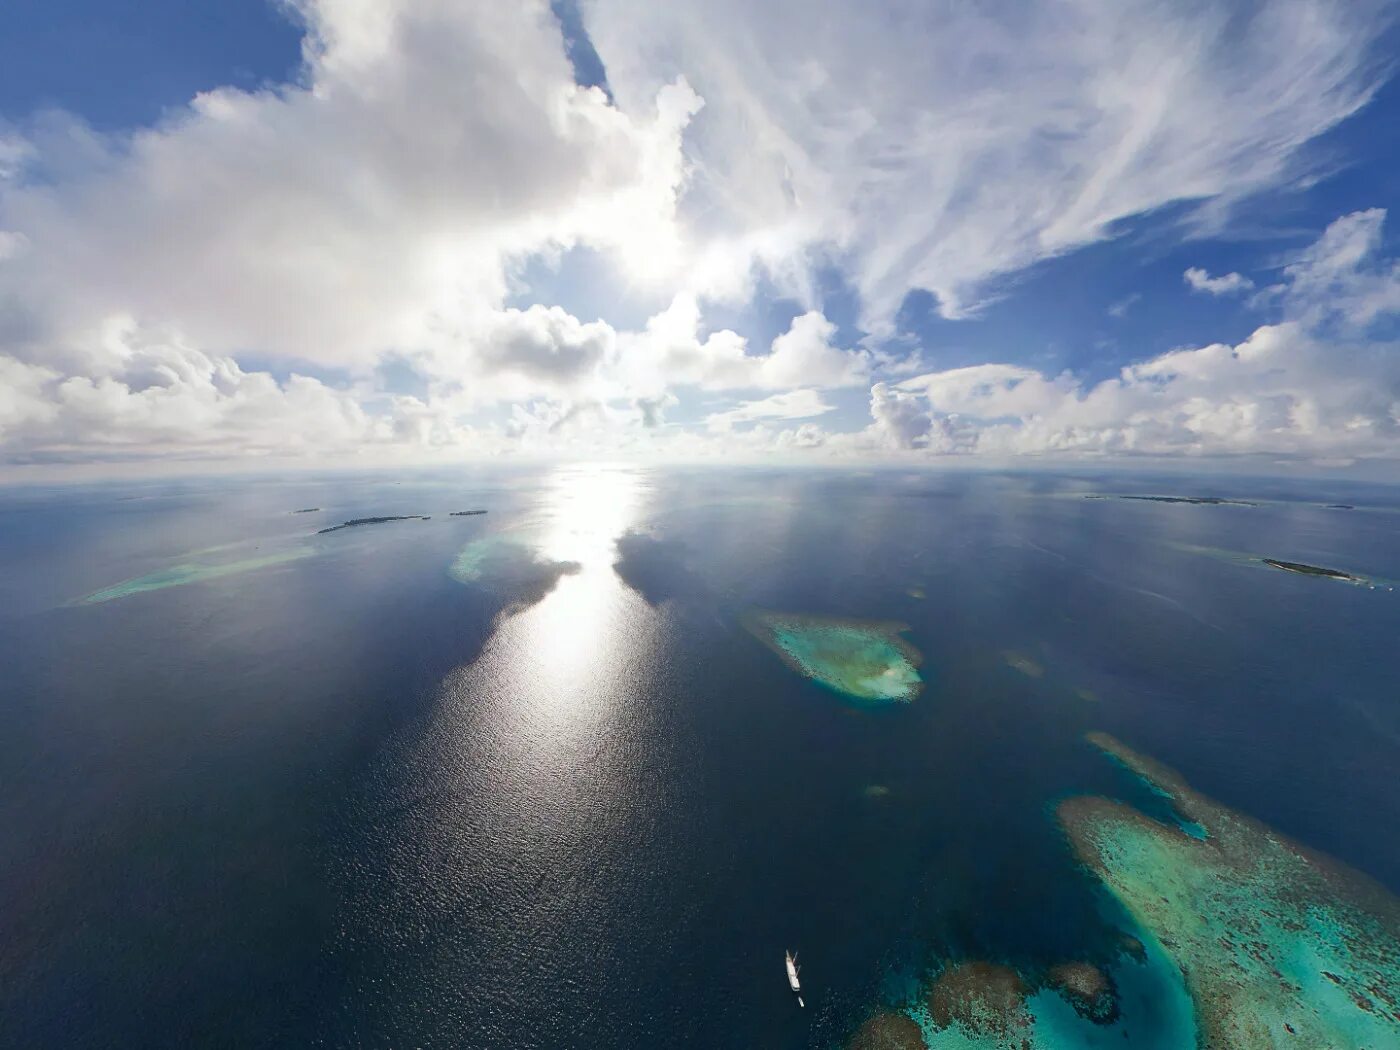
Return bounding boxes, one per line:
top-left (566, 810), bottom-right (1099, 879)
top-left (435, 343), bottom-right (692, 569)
top-left (1, 0), bottom-right (1398, 474)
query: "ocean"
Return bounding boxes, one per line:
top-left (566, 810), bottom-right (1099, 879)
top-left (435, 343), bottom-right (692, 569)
top-left (3, 465), bottom-right (1399, 1048)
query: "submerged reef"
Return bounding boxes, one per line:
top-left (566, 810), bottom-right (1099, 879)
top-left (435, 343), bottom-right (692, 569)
top-left (1002, 651), bottom-right (1044, 679)
top-left (449, 535), bottom-right (520, 583)
top-left (1261, 558), bottom-right (1364, 583)
top-left (848, 940), bottom-right (1196, 1050)
top-left (79, 549), bottom-right (313, 604)
top-left (925, 962), bottom-right (1031, 1042)
top-left (1045, 962), bottom-right (1118, 1025)
top-left (848, 1011), bottom-right (929, 1050)
top-left (1059, 732), bottom-right (1400, 1048)
top-left (448, 535), bottom-right (579, 613)
top-left (742, 611), bottom-right (923, 705)
top-left (317, 515), bottom-right (425, 534)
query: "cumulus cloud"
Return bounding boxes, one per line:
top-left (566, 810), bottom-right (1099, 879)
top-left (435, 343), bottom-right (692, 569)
top-left (612, 298), bottom-right (869, 396)
top-left (868, 382), bottom-right (935, 450)
top-left (0, 1), bottom-right (705, 464)
top-left (1184, 268), bottom-right (1255, 296)
top-left (473, 306), bottom-right (615, 385)
top-left (857, 210), bottom-right (1400, 461)
top-left (0, 319), bottom-right (404, 463)
top-left (0, 1), bottom-right (1395, 471)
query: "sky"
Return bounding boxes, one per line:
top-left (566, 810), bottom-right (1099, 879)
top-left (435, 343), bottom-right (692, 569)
top-left (4, 0), bottom-right (1400, 479)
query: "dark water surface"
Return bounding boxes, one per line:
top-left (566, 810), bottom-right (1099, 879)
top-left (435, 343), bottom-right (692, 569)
top-left (2, 466), bottom-right (1398, 1047)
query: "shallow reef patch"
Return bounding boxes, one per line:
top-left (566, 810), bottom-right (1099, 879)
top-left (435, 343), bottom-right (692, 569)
top-left (1059, 732), bottom-right (1400, 1048)
top-left (78, 548), bottom-right (315, 604)
top-left (1002, 651), bottom-right (1044, 678)
top-left (848, 1010), bottom-right (929, 1050)
top-left (742, 611), bottom-right (923, 705)
top-left (1045, 962), bottom-right (1118, 1025)
top-left (924, 962), bottom-right (1032, 1041)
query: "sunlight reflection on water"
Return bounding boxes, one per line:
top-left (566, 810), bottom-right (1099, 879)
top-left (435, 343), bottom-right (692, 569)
top-left (474, 462), bottom-right (659, 745)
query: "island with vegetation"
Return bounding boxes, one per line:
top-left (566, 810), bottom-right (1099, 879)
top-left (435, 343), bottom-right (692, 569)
top-left (291, 507), bottom-right (321, 514)
top-left (1115, 494), bottom-right (1256, 506)
top-left (450, 510), bottom-right (488, 516)
top-left (1261, 558), bottom-right (1364, 582)
top-left (316, 516), bottom-right (426, 534)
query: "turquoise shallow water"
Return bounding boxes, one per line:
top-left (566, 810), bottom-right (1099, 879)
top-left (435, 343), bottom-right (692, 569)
top-left (749, 614), bottom-right (923, 704)
top-left (3, 466), bottom-right (1400, 1048)
top-left (1059, 736), bottom-right (1400, 1048)
top-left (78, 546), bottom-right (315, 603)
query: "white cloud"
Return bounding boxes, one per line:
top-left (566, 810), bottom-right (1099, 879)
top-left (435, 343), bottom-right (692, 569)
top-left (588, 0), bottom-right (1385, 325)
top-left (868, 382), bottom-right (935, 450)
top-left (0, 319), bottom-right (407, 463)
top-left (1184, 267), bottom-right (1255, 296)
top-left (473, 306), bottom-right (616, 385)
top-left (851, 210), bottom-right (1400, 461)
top-left (705, 388), bottom-right (833, 430)
top-left (0, 1), bottom-right (1395, 471)
top-left (0, 2), bottom-right (698, 374)
top-left (1279, 207), bottom-right (1400, 328)
top-left (612, 298), bottom-right (868, 396)
top-left (1107, 293), bottom-right (1141, 318)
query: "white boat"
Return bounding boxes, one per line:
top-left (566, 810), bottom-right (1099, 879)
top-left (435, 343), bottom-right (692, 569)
top-left (785, 950), bottom-right (804, 1008)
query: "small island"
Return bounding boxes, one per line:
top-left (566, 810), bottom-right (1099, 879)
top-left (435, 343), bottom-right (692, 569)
top-left (291, 507), bottom-right (321, 514)
top-left (450, 510), bottom-right (488, 516)
top-left (1261, 558), bottom-right (1363, 582)
top-left (317, 516), bottom-right (426, 534)
top-left (1117, 495), bottom-right (1256, 506)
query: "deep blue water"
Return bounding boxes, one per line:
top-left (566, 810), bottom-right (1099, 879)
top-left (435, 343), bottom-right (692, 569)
top-left (2, 465), bottom-right (1399, 1048)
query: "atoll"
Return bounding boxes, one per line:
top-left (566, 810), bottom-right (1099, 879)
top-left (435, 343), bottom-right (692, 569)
top-left (742, 611), bottom-right (923, 705)
top-left (1059, 732), bottom-right (1400, 1048)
